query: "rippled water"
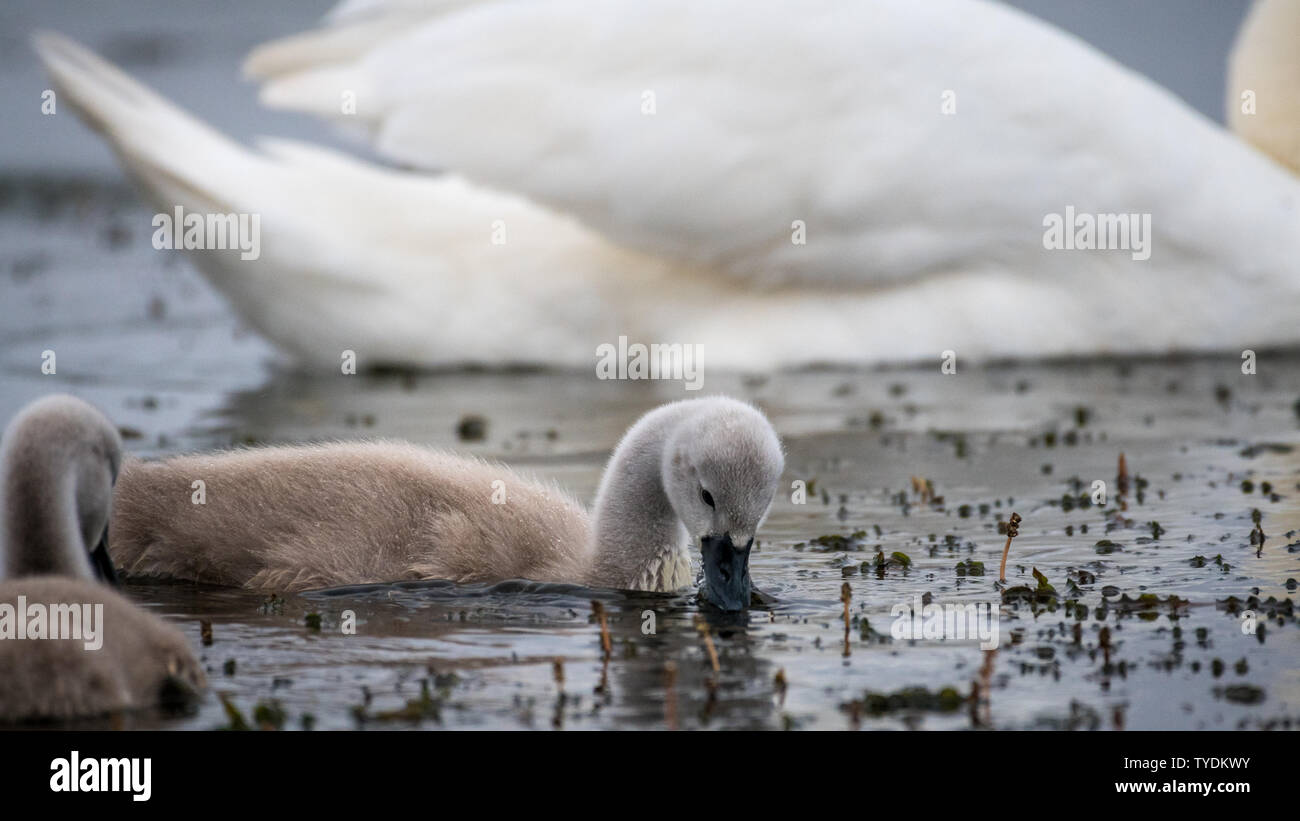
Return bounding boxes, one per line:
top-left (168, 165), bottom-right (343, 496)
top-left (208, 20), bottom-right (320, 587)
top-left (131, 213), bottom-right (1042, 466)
top-left (2, 180), bottom-right (1298, 731)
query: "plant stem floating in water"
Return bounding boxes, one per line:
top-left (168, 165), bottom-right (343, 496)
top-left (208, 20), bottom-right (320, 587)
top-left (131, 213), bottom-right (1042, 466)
top-left (841, 582), bottom-right (852, 658)
top-left (695, 616), bottom-right (720, 675)
top-left (591, 600), bottom-right (612, 660)
top-left (998, 512), bottom-right (1021, 583)
top-left (1117, 453), bottom-right (1130, 511)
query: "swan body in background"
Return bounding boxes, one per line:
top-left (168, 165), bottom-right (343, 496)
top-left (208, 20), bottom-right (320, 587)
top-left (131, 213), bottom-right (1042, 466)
top-left (110, 397), bottom-right (783, 611)
top-left (1228, 0), bottom-right (1300, 175)
top-left (249, 0), bottom-right (1300, 288)
top-left (0, 396), bottom-right (205, 723)
top-left (35, 0), bottom-right (1300, 369)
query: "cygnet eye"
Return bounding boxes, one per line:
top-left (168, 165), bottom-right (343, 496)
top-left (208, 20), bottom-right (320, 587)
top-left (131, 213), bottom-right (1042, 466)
top-left (701, 488), bottom-right (715, 508)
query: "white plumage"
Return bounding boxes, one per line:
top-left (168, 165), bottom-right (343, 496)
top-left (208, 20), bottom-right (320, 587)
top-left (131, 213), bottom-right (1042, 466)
top-left (248, 1), bottom-right (1299, 278)
top-left (35, 0), bottom-right (1300, 368)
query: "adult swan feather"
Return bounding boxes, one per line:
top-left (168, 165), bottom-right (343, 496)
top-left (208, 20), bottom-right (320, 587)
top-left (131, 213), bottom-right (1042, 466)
top-left (34, 0), bottom-right (1300, 368)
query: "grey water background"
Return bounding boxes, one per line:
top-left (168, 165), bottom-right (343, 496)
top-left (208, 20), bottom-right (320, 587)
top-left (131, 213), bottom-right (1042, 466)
top-left (2, 1), bottom-right (1297, 730)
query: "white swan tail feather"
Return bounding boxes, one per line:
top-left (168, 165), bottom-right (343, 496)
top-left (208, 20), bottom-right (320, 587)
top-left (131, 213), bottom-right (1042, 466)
top-left (32, 32), bottom-right (260, 215)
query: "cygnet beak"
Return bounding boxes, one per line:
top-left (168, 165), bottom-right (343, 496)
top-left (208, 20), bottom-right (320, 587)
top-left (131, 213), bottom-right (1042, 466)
top-left (700, 532), bottom-right (752, 611)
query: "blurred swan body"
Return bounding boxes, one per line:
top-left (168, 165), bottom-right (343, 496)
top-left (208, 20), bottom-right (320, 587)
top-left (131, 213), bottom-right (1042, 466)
top-left (1227, 0), bottom-right (1300, 174)
top-left (0, 396), bottom-right (205, 723)
top-left (35, 0), bottom-right (1300, 369)
top-left (109, 397), bottom-right (783, 610)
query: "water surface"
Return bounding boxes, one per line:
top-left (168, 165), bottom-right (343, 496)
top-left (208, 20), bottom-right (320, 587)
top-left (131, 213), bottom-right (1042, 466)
top-left (3, 180), bottom-right (1297, 731)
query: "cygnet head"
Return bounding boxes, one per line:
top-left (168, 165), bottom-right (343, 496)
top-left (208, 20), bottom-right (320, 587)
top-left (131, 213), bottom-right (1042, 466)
top-left (0, 394), bottom-right (122, 584)
top-left (660, 399), bottom-right (783, 610)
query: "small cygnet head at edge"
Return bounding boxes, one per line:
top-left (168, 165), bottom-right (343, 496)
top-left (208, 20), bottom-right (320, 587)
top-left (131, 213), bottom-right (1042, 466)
top-left (661, 400), bottom-right (783, 610)
top-left (0, 394), bottom-right (122, 584)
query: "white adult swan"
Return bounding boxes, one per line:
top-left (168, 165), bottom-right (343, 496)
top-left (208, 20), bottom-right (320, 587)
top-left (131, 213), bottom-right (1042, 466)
top-left (108, 397), bottom-right (784, 611)
top-left (35, 0), bottom-right (1300, 369)
top-left (0, 396), bottom-right (206, 723)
